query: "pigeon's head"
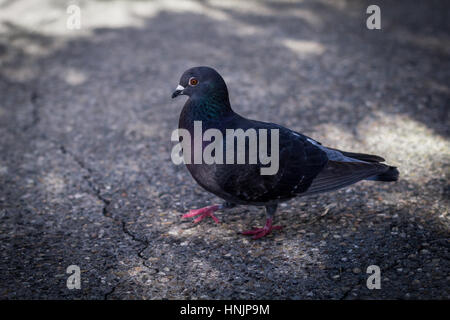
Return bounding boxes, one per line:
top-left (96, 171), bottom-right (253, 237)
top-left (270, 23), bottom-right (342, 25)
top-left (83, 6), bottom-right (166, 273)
top-left (172, 66), bottom-right (228, 100)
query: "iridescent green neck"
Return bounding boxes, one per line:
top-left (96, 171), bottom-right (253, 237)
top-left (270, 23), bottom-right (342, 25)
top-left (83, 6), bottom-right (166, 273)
top-left (191, 87), bottom-right (232, 120)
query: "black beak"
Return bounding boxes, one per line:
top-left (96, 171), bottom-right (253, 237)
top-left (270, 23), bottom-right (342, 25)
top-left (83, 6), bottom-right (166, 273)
top-left (172, 90), bottom-right (183, 99)
top-left (172, 85), bottom-right (185, 99)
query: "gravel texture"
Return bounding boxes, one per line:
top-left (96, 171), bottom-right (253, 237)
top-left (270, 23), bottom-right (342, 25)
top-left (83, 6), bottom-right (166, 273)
top-left (0, 0), bottom-right (449, 299)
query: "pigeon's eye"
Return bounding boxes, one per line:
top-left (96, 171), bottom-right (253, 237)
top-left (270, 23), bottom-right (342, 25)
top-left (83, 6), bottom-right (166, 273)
top-left (189, 77), bottom-right (199, 86)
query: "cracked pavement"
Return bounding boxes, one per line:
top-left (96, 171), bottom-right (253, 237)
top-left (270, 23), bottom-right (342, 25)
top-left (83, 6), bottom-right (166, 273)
top-left (0, 0), bottom-right (449, 299)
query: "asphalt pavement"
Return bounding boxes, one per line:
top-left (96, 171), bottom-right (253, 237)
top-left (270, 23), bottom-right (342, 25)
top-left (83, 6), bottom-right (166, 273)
top-left (0, 0), bottom-right (448, 299)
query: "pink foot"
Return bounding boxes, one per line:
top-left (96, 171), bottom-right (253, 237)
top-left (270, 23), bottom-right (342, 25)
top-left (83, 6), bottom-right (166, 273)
top-left (182, 205), bottom-right (221, 224)
top-left (242, 218), bottom-right (283, 239)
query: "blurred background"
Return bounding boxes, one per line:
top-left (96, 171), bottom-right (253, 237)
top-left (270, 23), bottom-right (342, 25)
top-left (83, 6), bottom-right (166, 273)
top-left (0, 0), bottom-right (448, 299)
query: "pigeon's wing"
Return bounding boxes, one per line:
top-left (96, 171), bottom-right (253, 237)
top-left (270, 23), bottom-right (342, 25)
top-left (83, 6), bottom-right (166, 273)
top-left (192, 114), bottom-right (396, 203)
top-left (213, 120), bottom-right (329, 203)
top-left (302, 160), bottom-right (391, 195)
top-left (267, 127), bottom-right (329, 198)
top-left (325, 148), bottom-right (385, 163)
top-left (291, 130), bottom-right (385, 163)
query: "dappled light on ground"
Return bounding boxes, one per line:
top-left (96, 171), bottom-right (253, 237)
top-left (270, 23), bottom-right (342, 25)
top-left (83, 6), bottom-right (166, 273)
top-left (0, 0), bottom-right (448, 299)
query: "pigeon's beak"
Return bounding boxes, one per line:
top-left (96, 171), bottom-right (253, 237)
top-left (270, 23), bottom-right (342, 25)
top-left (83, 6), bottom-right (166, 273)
top-left (172, 85), bottom-right (185, 99)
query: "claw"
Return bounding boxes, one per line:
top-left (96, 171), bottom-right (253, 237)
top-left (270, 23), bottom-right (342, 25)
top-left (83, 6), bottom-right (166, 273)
top-left (242, 218), bottom-right (282, 239)
top-left (182, 205), bottom-right (221, 224)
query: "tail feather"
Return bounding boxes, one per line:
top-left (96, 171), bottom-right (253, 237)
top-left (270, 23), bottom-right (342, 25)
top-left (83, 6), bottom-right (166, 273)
top-left (366, 166), bottom-right (399, 181)
top-left (304, 161), bottom-right (397, 196)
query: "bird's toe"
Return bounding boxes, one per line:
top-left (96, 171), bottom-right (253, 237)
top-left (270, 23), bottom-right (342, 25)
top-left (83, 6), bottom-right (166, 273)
top-left (242, 224), bottom-right (283, 239)
top-left (182, 205), bottom-right (221, 224)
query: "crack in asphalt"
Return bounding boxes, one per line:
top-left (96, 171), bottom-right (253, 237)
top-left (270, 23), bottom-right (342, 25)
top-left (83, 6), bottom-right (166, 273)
top-left (121, 221), bottom-right (149, 260)
top-left (104, 284), bottom-right (117, 300)
top-left (339, 253), bottom-right (410, 300)
top-left (338, 235), bottom-right (445, 300)
top-left (59, 144), bottom-right (151, 299)
top-left (23, 91), bottom-right (40, 132)
top-left (339, 255), bottom-right (402, 300)
top-left (59, 145), bottom-right (110, 209)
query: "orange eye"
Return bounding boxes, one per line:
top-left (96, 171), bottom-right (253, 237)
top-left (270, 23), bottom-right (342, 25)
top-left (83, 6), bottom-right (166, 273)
top-left (189, 77), bottom-right (198, 86)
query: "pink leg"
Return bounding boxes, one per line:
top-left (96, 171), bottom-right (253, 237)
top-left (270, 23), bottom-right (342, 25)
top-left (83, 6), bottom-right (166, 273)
top-left (182, 205), bottom-right (221, 224)
top-left (242, 218), bottom-right (283, 239)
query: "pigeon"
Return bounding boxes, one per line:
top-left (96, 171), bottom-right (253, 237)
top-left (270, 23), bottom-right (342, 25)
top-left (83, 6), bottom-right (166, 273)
top-left (172, 66), bottom-right (399, 239)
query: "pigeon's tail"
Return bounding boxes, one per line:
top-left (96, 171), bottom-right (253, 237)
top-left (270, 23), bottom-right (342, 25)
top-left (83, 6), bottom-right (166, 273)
top-left (366, 166), bottom-right (399, 182)
top-left (327, 147), bottom-right (399, 181)
top-left (303, 161), bottom-right (399, 196)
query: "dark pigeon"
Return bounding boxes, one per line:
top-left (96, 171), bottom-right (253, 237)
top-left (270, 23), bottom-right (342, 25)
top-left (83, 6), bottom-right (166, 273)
top-left (172, 66), bottom-right (399, 239)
